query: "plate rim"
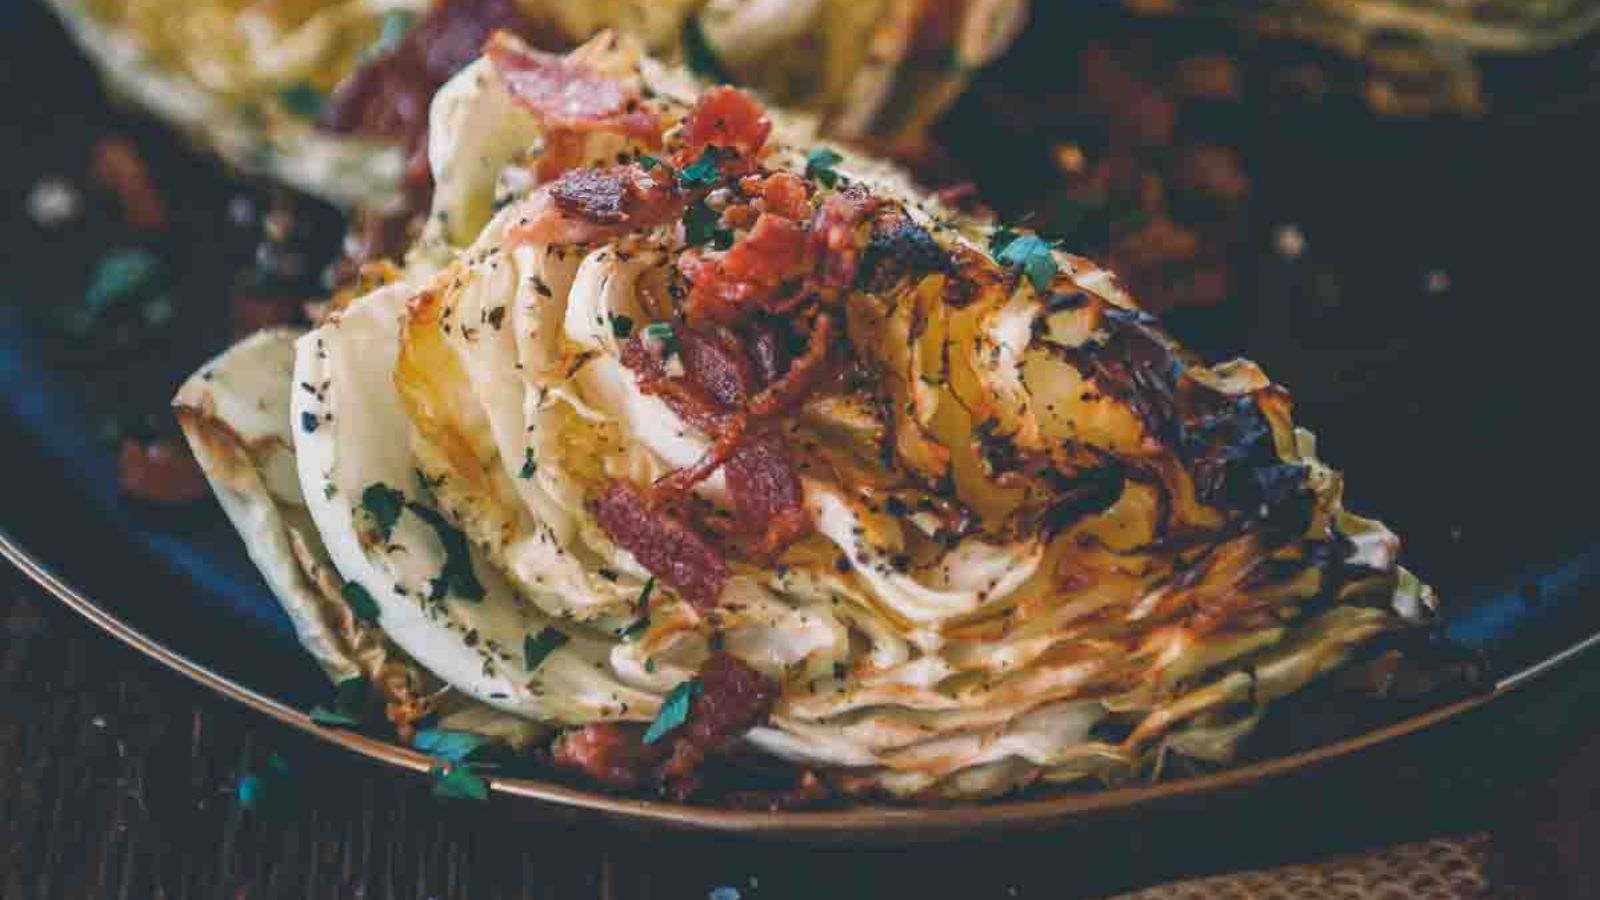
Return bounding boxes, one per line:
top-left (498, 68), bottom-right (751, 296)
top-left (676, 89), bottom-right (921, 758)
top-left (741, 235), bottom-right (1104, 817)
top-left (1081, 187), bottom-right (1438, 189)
top-left (0, 526), bottom-right (1501, 840)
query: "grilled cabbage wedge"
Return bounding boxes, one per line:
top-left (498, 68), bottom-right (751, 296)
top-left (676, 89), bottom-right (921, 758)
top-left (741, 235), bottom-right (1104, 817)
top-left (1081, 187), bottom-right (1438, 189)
top-left (178, 32), bottom-right (1434, 803)
top-left (48, 0), bottom-right (1023, 210)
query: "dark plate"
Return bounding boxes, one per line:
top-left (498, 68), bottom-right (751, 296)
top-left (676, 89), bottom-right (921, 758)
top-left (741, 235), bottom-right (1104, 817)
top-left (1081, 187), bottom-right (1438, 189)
top-left (2, 0), bottom-right (1598, 840)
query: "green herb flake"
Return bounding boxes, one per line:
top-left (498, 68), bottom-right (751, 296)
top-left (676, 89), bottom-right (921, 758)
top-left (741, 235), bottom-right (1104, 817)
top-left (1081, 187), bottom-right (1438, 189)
top-left (522, 627), bottom-right (569, 671)
top-left (366, 9), bottom-right (414, 59)
top-left (430, 765), bottom-right (489, 802)
top-left (308, 705), bottom-right (361, 727)
top-left (300, 411), bottom-right (319, 434)
top-left (360, 482), bottom-right (406, 538)
top-left (610, 313), bottom-right (634, 338)
top-left (681, 16), bottom-right (731, 82)
top-left (683, 200), bottom-right (733, 248)
top-left (677, 147), bottom-right (723, 187)
top-left (640, 321), bottom-right (679, 355)
top-left (995, 232), bottom-right (1058, 294)
top-left (637, 576), bottom-right (656, 610)
top-left (805, 148), bottom-right (843, 188)
top-left (620, 617), bottom-right (650, 642)
top-left (85, 249), bottom-right (161, 313)
top-left (340, 582), bottom-right (381, 624)
top-left (277, 82), bottom-right (326, 118)
top-left (643, 679), bottom-right (702, 744)
top-left (413, 729), bottom-right (490, 764)
top-left (638, 154), bottom-right (663, 171)
top-left (408, 502), bottom-right (486, 602)
top-left (518, 448), bottom-right (537, 479)
top-left (237, 752), bottom-right (292, 812)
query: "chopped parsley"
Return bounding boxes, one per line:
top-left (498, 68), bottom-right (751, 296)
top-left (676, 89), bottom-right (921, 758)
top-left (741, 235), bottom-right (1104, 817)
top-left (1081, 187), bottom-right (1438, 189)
top-left (522, 627), bottom-right (569, 671)
top-left (518, 448), bottom-right (537, 479)
top-left (237, 752), bottom-right (292, 813)
top-left (640, 321), bottom-right (679, 355)
top-left (805, 148), bottom-right (843, 188)
top-left (365, 10), bottom-right (414, 60)
top-left (299, 411), bottom-right (319, 434)
top-left (638, 154), bottom-right (663, 171)
top-left (277, 82), bottom-right (326, 118)
top-left (85, 249), bottom-right (160, 312)
top-left (677, 147), bottom-right (724, 187)
top-left (308, 705), bottom-right (360, 727)
top-left (683, 200), bottom-right (733, 248)
top-left (681, 16), bottom-right (731, 82)
top-left (430, 765), bottom-right (489, 801)
top-left (309, 675), bottom-right (369, 726)
top-left (407, 502), bottom-right (486, 602)
top-left (994, 231), bottom-right (1059, 294)
top-left (412, 729), bottom-right (490, 764)
top-left (643, 679), bottom-right (702, 744)
top-left (610, 313), bottom-right (634, 338)
top-left (360, 482), bottom-right (406, 539)
top-left (620, 580), bottom-right (654, 641)
top-left (340, 582), bottom-right (381, 624)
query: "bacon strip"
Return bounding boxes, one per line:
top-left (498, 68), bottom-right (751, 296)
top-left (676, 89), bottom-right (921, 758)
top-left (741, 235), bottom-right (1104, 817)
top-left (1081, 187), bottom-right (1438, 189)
top-left (723, 432), bottom-right (812, 554)
top-left (486, 32), bottom-right (663, 141)
top-left (679, 86), bottom-right (772, 166)
top-left (660, 653), bottom-right (781, 797)
top-left (322, 0), bottom-right (554, 186)
top-left (749, 313), bottom-right (835, 417)
top-left (594, 481), bottom-right (728, 610)
top-left (550, 723), bottom-right (663, 790)
top-left (508, 164), bottom-right (685, 246)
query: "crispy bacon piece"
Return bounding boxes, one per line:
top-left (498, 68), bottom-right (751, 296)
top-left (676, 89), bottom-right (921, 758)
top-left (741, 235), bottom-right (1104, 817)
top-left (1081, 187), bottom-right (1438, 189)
top-left (486, 32), bottom-right (663, 143)
top-left (747, 320), bottom-right (788, 387)
top-left (678, 327), bottom-right (752, 409)
top-left (741, 171), bottom-right (812, 220)
top-left (660, 652), bottom-right (781, 797)
top-left (680, 214), bottom-right (811, 324)
top-left (809, 185), bottom-right (881, 292)
top-left (118, 436), bottom-right (208, 504)
top-left (679, 86), bottom-right (772, 166)
top-left (621, 335), bottom-right (735, 434)
top-left (89, 136), bottom-right (167, 232)
top-left (322, 0), bottom-right (555, 187)
top-left (594, 481), bottom-right (728, 610)
top-left (508, 165), bottom-right (684, 245)
top-left (551, 723), bottom-right (663, 790)
top-left (723, 432), bottom-right (812, 554)
top-left (749, 313), bottom-right (835, 417)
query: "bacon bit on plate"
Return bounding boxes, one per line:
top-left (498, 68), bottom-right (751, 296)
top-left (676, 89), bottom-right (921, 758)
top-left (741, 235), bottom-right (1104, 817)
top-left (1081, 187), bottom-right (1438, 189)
top-left (723, 432), bottom-right (812, 555)
top-left (509, 164), bottom-right (685, 245)
top-left (659, 652), bottom-right (780, 798)
top-left (550, 723), bottom-right (664, 790)
top-left (88, 136), bottom-right (167, 232)
top-left (593, 481), bottom-right (728, 611)
top-left (117, 435), bottom-right (208, 504)
top-left (679, 86), bottom-right (772, 167)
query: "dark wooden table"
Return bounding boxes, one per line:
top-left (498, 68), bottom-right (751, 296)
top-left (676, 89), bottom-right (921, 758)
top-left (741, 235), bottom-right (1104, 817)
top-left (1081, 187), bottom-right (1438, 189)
top-left (5, 557), bottom-right (1598, 900)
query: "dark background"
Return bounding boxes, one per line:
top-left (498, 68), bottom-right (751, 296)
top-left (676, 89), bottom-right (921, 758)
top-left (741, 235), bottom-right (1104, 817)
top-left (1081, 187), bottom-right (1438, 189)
top-left (2, 1), bottom-right (1600, 895)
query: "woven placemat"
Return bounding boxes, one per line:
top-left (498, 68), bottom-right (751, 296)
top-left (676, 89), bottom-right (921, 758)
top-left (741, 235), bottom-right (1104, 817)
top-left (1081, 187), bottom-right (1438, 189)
top-left (1110, 834), bottom-right (1514, 900)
